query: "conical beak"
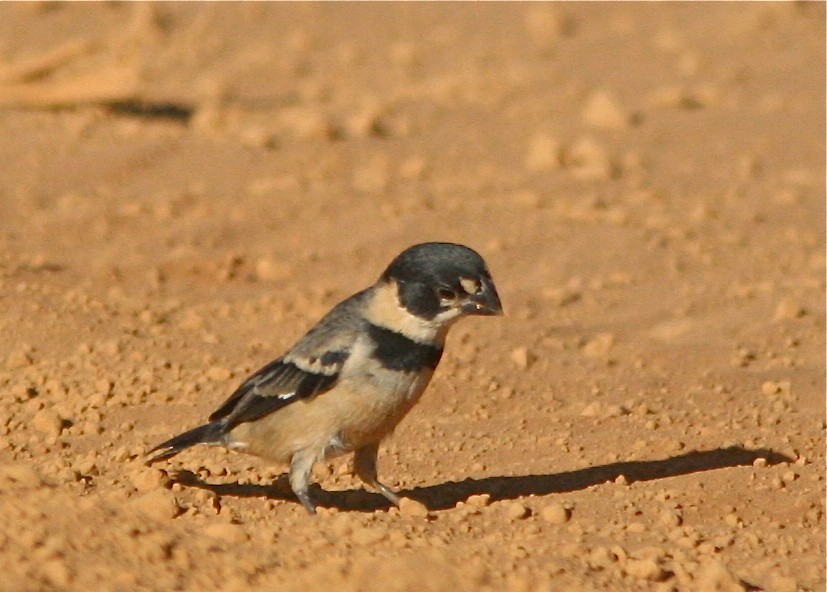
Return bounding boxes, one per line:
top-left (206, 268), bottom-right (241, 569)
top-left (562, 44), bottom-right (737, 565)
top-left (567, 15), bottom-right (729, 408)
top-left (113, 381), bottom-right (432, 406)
top-left (465, 278), bottom-right (503, 316)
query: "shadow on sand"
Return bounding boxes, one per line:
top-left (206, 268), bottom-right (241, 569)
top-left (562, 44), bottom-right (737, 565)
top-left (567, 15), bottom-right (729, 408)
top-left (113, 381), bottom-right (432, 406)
top-left (169, 445), bottom-right (792, 513)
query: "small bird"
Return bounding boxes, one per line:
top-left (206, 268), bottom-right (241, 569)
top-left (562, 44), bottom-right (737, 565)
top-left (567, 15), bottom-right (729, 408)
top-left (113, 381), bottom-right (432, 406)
top-left (147, 242), bottom-right (502, 514)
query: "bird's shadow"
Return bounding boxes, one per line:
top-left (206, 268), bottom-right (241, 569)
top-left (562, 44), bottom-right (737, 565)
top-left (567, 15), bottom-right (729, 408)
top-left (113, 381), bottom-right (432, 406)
top-left (169, 446), bottom-right (792, 513)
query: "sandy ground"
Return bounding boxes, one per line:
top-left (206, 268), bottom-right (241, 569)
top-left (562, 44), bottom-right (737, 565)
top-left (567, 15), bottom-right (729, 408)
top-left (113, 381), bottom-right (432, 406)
top-left (0, 3), bottom-right (824, 591)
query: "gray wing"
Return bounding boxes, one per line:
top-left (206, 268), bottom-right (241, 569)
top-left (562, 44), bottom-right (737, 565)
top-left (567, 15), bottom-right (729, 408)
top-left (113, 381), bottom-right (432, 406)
top-left (208, 289), bottom-right (370, 431)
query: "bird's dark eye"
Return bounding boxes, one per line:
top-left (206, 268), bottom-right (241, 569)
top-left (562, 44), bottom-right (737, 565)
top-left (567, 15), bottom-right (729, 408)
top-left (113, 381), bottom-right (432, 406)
top-left (436, 287), bottom-right (457, 302)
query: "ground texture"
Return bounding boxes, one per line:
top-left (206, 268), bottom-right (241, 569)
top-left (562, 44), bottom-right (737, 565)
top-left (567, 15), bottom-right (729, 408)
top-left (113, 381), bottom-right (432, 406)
top-left (0, 4), bottom-right (824, 591)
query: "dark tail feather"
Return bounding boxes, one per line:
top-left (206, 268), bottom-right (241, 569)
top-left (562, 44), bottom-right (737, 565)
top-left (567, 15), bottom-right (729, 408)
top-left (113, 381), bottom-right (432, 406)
top-left (146, 423), bottom-right (222, 463)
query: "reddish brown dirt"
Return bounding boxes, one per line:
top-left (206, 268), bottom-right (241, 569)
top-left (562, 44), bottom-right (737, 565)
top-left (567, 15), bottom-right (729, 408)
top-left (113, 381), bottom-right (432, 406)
top-left (0, 4), bottom-right (824, 591)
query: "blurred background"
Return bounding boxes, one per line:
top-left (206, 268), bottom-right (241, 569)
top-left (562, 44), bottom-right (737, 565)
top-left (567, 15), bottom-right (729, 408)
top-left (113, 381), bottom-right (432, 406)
top-left (0, 3), bottom-right (823, 591)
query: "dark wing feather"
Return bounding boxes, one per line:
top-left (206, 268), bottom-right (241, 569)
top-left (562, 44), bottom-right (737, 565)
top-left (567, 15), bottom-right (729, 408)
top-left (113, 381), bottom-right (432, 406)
top-left (208, 288), bottom-right (369, 431)
top-left (208, 354), bottom-right (345, 430)
top-left (208, 358), bottom-right (289, 422)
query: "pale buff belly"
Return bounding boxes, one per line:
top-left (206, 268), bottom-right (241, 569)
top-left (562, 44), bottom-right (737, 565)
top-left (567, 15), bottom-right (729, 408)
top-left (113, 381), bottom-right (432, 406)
top-left (224, 369), bottom-right (434, 462)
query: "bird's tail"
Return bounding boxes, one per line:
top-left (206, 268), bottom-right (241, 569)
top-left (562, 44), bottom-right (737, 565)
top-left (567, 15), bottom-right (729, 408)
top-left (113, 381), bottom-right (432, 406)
top-left (146, 423), bottom-right (223, 463)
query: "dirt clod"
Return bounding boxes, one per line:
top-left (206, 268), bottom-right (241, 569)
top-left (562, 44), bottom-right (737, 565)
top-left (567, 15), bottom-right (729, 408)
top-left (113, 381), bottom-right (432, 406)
top-left (399, 497), bottom-right (430, 518)
top-left (624, 558), bottom-right (664, 581)
top-left (694, 560), bottom-right (746, 592)
top-left (32, 408), bottom-right (64, 439)
top-left (540, 502), bottom-right (570, 524)
top-left (505, 502), bottom-right (530, 521)
top-left (130, 490), bottom-right (180, 522)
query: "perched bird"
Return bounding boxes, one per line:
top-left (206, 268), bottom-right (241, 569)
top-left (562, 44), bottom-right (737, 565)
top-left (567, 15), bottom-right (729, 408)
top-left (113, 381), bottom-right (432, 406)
top-left (147, 242), bottom-right (502, 514)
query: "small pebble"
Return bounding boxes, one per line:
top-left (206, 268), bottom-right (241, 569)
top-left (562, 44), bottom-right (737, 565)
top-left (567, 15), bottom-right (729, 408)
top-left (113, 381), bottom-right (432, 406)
top-left (626, 522), bottom-right (646, 533)
top-left (781, 470), bottom-right (798, 483)
top-left (510, 347), bottom-right (536, 370)
top-left (130, 490), bottom-right (180, 521)
top-left (540, 502), bottom-right (570, 524)
top-left (129, 468), bottom-right (169, 492)
top-left (563, 137), bottom-right (613, 180)
top-left (524, 133), bottom-right (561, 172)
top-left (41, 558), bottom-right (71, 587)
top-left (659, 509), bottom-right (683, 528)
top-left (761, 381), bottom-right (791, 396)
top-left (466, 494), bottom-right (491, 509)
top-left (399, 497), bottom-right (430, 518)
top-left (773, 299), bottom-right (805, 321)
top-left (589, 546), bottom-right (617, 568)
top-left (583, 333), bottom-right (615, 357)
top-left (581, 90), bottom-right (629, 130)
top-left (724, 514), bottom-right (740, 527)
top-left (6, 349), bottom-right (34, 368)
top-left (694, 560), bottom-right (745, 592)
top-left (624, 558), bottom-right (664, 581)
top-left (32, 409), bottom-right (64, 439)
top-left (506, 502), bottom-right (530, 521)
top-left (73, 457), bottom-right (98, 476)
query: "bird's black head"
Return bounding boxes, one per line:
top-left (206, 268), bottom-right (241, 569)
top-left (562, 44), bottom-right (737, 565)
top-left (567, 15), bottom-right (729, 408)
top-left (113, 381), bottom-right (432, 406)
top-left (381, 242), bottom-right (503, 321)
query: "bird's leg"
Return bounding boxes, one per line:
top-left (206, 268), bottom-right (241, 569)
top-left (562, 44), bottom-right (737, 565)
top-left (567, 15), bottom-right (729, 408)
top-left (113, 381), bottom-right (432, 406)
top-left (289, 451), bottom-right (319, 515)
top-left (353, 442), bottom-right (401, 506)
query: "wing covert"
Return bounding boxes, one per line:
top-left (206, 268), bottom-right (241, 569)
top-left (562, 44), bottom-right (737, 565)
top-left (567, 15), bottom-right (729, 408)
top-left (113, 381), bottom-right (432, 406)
top-left (208, 352), bottom-right (347, 430)
top-left (206, 288), bottom-right (369, 430)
